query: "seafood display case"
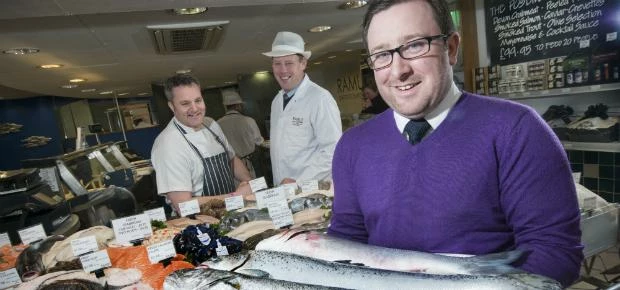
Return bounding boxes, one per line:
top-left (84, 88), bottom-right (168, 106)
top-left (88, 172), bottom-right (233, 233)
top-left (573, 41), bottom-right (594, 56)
top-left (0, 168), bottom-right (79, 244)
top-left (22, 143), bottom-right (139, 230)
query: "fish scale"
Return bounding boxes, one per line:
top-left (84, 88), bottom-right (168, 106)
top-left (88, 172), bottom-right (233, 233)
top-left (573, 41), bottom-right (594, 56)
top-left (205, 250), bottom-right (562, 290)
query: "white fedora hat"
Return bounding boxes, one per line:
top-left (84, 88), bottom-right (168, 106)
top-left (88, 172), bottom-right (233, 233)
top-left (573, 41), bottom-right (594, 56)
top-left (262, 31), bottom-right (311, 59)
top-left (221, 89), bottom-right (244, 106)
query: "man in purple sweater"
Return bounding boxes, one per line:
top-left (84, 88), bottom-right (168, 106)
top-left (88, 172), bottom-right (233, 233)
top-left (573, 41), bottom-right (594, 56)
top-left (328, 0), bottom-right (583, 287)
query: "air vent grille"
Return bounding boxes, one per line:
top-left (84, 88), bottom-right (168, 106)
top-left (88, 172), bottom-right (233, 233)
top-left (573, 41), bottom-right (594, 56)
top-left (148, 21), bottom-right (229, 54)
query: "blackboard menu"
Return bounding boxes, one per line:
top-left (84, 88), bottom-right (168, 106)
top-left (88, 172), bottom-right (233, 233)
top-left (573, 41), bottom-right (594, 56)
top-left (485, 0), bottom-right (620, 65)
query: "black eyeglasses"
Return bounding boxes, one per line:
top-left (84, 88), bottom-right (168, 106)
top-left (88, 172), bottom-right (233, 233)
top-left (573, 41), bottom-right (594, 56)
top-left (366, 34), bottom-right (451, 70)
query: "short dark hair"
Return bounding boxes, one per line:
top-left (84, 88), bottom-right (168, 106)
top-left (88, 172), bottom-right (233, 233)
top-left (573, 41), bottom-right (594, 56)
top-left (362, 0), bottom-right (455, 50)
top-left (164, 73), bottom-right (201, 101)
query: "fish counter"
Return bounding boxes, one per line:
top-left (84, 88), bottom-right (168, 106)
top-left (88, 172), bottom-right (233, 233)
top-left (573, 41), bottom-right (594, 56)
top-left (2, 181), bottom-right (611, 289)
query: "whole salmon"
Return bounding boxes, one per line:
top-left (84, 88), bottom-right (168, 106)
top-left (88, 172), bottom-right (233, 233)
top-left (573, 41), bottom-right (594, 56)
top-left (255, 229), bottom-right (521, 275)
top-left (164, 268), bottom-right (343, 290)
top-left (204, 250), bottom-right (562, 290)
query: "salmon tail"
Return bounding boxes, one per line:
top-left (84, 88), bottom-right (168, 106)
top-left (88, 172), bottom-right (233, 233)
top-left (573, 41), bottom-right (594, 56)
top-left (465, 250), bottom-right (526, 274)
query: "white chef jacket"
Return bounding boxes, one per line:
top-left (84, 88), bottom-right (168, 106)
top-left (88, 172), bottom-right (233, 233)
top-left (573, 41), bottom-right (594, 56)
top-left (151, 117), bottom-right (235, 197)
top-left (269, 74), bottom-right (342, 184)
top-left (217, 110), bottom-right (264, 158)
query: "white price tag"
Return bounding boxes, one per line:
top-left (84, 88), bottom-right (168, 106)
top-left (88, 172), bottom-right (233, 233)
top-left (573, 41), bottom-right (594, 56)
top-left (299, 180), bottom-right (319, 193)
top-left (590, 85), bottom-right (601, 91)
top-left (178, 199), bottom-right (200, 217)
top-left (144, 207), bottom-right (167, 222)
top-left (111, 214), bottom-right (153, 244)
top-left (561, 88), bottom-right (571, 93)
top-left (572, 172), bottom-right (582, 184)
top-left (225, 195), bottom-right (244, 211)
top-left (80, 250), bottom-right (111, 273)
top-left (280, 183), bottom-right (298, 199)
top-left (215, 240), bottom-right (229, 256)
top-left (607, 32), bottom-right (618, 42)
top-left (0, 233), bottom-right (11, 247)
top-left (583, 197), bottom-right (597, 211)
top-left (71, 236), bottom-right (99, 257)
top-left (249, 177), bottom-right (268, 193)
top-left (268, 201), bottom-right (294, 229)
top-left (18, 224), bottom-right (46, 245)
top-left (0, 268), bottom-right (22, 289)
top-left (146, 240), bottom-right (176, 264)
top-left (255, 188), bottom-right (287, 209)
top-left (579, 39), bottom-right (590, 49)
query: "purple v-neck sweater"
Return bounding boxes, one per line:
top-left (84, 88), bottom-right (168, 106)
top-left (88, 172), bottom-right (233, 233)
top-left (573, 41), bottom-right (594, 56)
top-left (328, 92), bottom-right (583, 287)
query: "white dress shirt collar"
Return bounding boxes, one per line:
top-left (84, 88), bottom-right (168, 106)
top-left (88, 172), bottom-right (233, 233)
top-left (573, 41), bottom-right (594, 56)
top-left (395, 81), bottom-right (462, 133)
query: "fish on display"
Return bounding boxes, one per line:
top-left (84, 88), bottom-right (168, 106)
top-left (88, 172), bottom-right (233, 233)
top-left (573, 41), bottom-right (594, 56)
top-left (16, 235), bottom-right (66, 281)
top-left (219, 208), bottom-right (271, 232)
top-left (204, 250), bottom-right (562, 290)
top-left (255, 229), bottom-right (522, 275)
top-left (289, 193), bottom-right (332, 214)
top-left (164, 268), bottom-right (343, 290)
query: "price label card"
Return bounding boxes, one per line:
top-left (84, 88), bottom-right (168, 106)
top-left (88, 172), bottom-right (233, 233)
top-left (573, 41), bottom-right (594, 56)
top-left (590, 85), bottom-right (601, 91)
top-left (579, 39), bottom-right (590, 49)
top-left (0, 233), bottom-right (11, 247)
top-left (215, 240), bottom-right (229, 256)
top-left (255, 188), bottom-right (287, 209)
top-left (144, 207), bottom-right (167, 222)
top-left (111, 214), bottom-right (153, 244)
top-left (572, 172), bottom-right (582, 184)
top-left (249, 177), bottom-right (268, 193)
top-left (178, 199), bottom-right (200, 217)
top-left (0, 268), bottom-right (22, 289)
top-left (607, 32), bottom-right (618, 42)
top-left (561, 88), bottom-right (571, 93)
top-left (280, 183), bottom-right (298, 199)
top-left (225, 195), bottom-right (244, 211)
top-left (18, 224), bottom-right (46, 245)
top-left (299, 180), bottom-right (319, 193)
top-left (71, 236), bottom-right (99, 257)
top-left (80, 250), bottom-right (111, 273)
top-left (146, 240), bottom-right (176, 264)
top-left (583, 197), bottom-right (597, 211)
top-left (268, 201), bottom-right (294, 229)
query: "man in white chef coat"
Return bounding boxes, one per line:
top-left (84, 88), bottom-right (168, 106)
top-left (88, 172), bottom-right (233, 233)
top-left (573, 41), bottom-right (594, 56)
top-left (262, 31), bottom-right (342, 185)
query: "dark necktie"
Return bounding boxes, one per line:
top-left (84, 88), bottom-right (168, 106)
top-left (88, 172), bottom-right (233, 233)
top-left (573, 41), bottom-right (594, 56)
top-left (403, 119), bottom-right (430, 145)
top-left (283, 92), bottom-right (294, 109)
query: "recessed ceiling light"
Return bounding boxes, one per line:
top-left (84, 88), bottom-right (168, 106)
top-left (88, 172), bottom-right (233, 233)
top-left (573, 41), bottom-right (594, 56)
top-left (99, 91), bottom-right (114, 95)
top-left (338, 0), bottom-right (368, 9)
top-left (138, 92), bottom-right (149, 96)
top-left (309, 25), bottom-right (332, 33)
top-left (69, 78), bottom-right (86, 83)
top-left (38, 64), bottom-right (63, 69)
top-left (61, 84), bottom-right (78, 89)
top-left (176, 69), bottom-right (192, 74)
top-left (224, 81), bottom-right (235, 84)
top-left (328, 55), bottom-right (337, 59)
top-left (117, 92), bottom-right (129, 96)
top-left (255, 71), bottom-right (269, 74)
top-left (314, 62), bottom-right (323, 65)
top-left (3, 48), bottom-right (40, 55)
top-left (172, 7), bottom-right (207, 15)
top-left (81, 89), bottom-right (96, 92)
top-left (345, 49), bottom-right (353, 52)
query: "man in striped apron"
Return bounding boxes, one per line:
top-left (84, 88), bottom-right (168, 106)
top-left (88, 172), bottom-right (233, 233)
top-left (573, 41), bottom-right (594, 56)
top-left (151, 74), bottom-right (253, 215)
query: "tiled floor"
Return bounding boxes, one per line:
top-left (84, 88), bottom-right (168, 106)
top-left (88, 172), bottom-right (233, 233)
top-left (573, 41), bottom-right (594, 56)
top-left (569, 246), bottom-right (620, 290)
